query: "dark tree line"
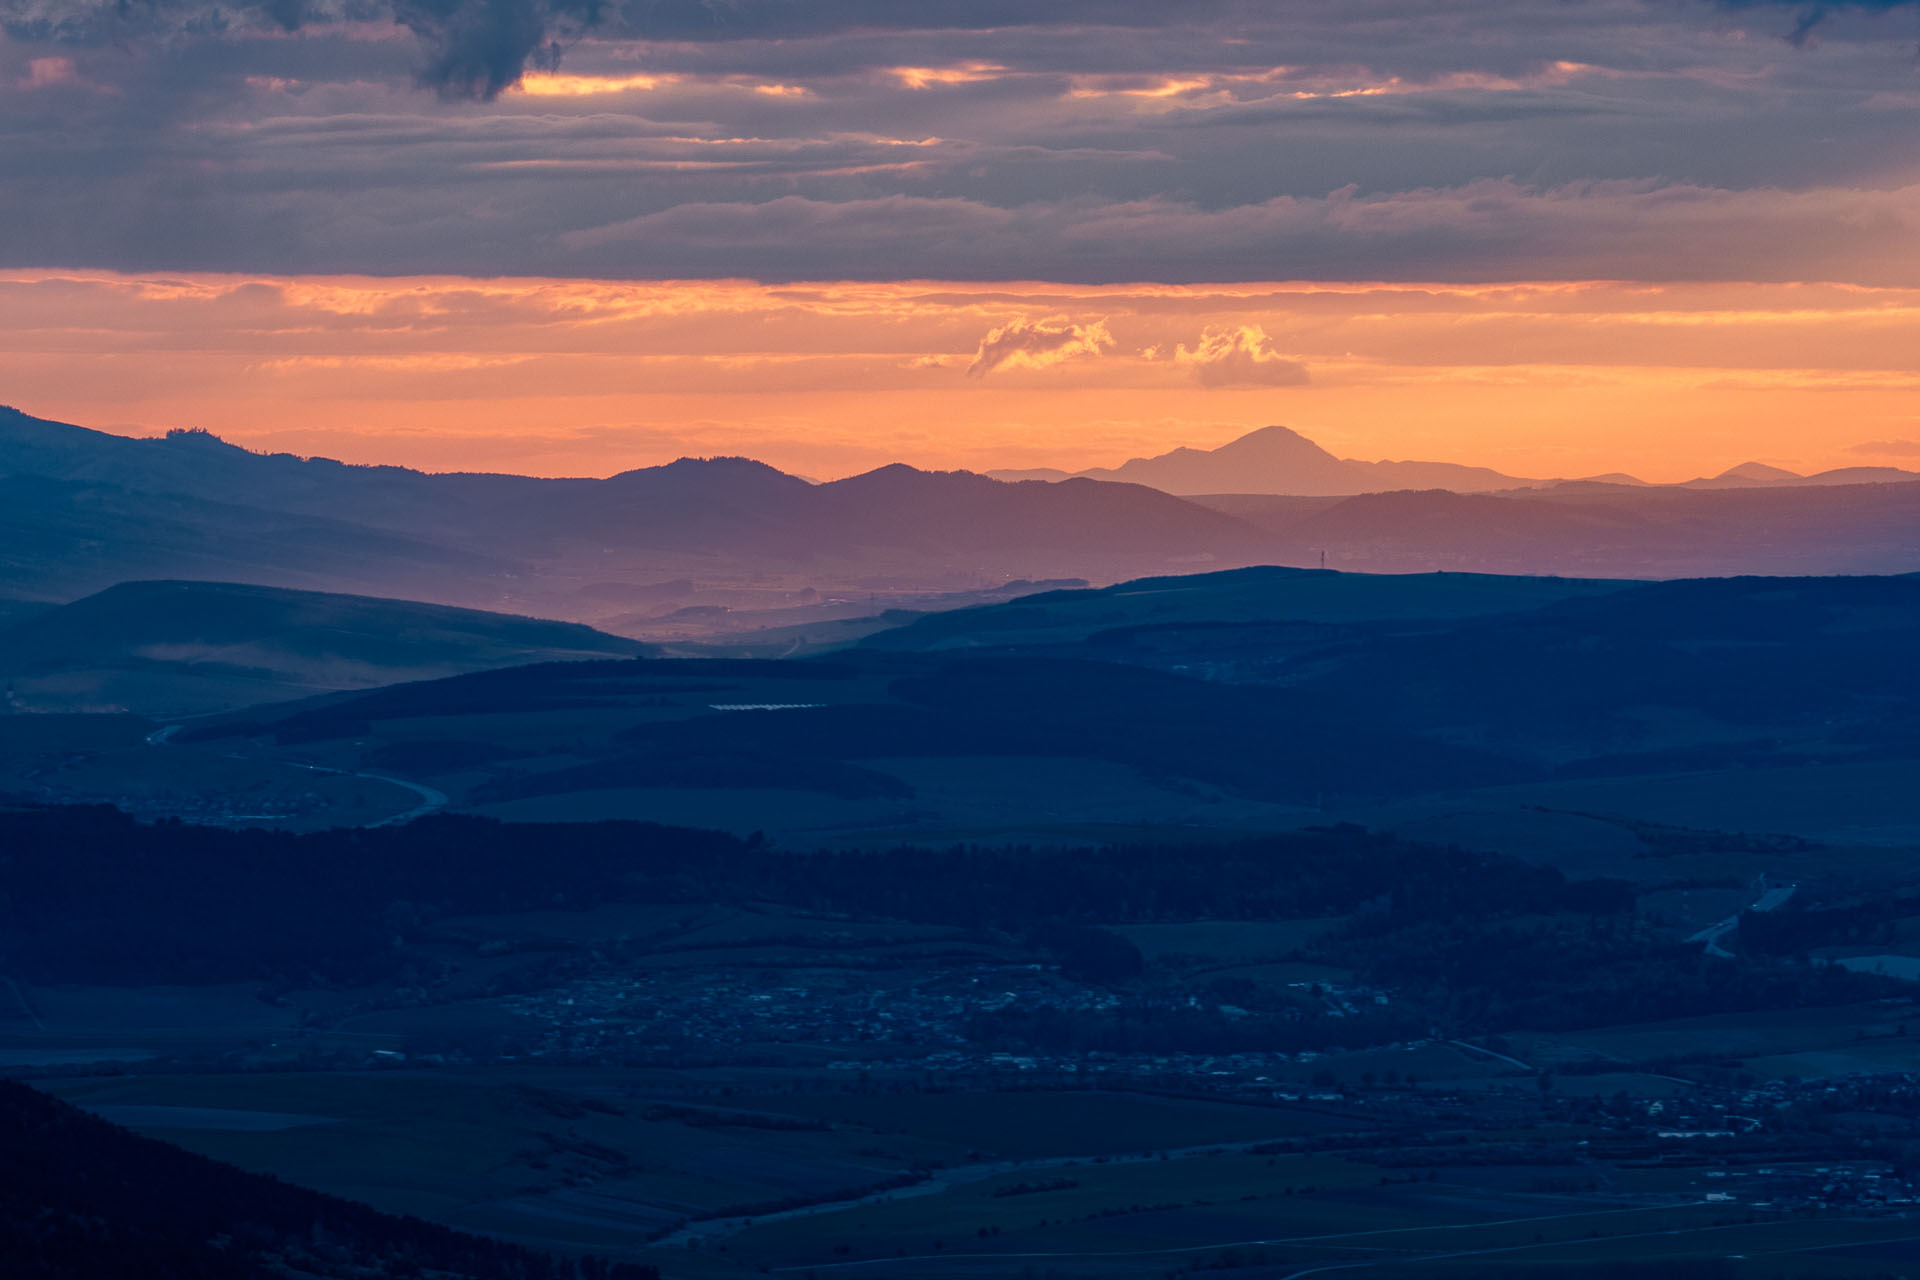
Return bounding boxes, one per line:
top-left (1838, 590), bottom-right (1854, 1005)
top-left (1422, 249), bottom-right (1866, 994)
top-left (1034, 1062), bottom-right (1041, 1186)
top-left (0, 807), bottom-right (1602, 985)
top-left (0, 804), bottom-right (1893, 1035)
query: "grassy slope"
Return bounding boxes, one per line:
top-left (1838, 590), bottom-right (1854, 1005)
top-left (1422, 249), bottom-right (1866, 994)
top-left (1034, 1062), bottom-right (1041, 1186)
top-left (0, 579), bottom-right (647, 716)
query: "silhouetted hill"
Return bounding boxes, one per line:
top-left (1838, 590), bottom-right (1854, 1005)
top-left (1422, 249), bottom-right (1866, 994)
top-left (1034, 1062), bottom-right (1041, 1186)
top-left (1290, 574), bottom-right (1920, 764)
top-left (0, 1077), bottom-right (653, 1279)
top-left (987, 423), bottom-right (1919, 498)
top-left (1193, 481), bottom-right (1920, 576)
top-left (840, 567), bottom-right (1920, 780)
top-left (0, 406), bottom-right (1281, 610)
top-left (1680, 460), bottom-right (1920, 488)
top-left (860, 564), bottom-right (1632, 652)
top-left (0, 471), bottom-right (512, 605)
top-left (806, 466), bottom-right (1267, 553)
top-left (989, 424), bottom-right (1533, 495)
top-left (0, 579), bottom-right (647, 716)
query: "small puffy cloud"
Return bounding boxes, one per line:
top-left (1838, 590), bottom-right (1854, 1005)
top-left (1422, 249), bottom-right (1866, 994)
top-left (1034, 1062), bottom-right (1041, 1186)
top-left (1847, 438), bottom-right (1920, 456)
top-left (1168, 324), bottom-right (1309, 387)
top-left (16, 56), bottom-right (75, 89)
top-left (966, 315), bottom-right (1114, 377)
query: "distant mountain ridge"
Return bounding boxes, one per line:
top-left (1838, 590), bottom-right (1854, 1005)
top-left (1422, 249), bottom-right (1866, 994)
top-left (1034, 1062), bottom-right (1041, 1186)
top-left (988, 423), bottom-right (1920, 497)
top-left (0, 405), bottom-right (1281, 614)
top-left (6, 405), bottom-right (1919, 616)
top-left (988, 424), bottom-right (1535, 495)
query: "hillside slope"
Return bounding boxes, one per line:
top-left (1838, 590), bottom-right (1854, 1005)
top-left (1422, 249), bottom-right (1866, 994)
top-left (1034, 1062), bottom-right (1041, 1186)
top-left (0, 1077), bottom-right (650, 1280)
top-left (0, 579), bottom-right (648, 716)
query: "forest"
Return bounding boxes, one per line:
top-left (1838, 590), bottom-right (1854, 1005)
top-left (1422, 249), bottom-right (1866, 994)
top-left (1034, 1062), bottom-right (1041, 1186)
top-left (0, 804), bottom-right (1893, 1045)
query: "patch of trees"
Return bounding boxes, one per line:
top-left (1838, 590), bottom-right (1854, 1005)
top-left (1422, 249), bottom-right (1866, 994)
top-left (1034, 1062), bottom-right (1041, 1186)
top-left (0, 809), bottom-right (1617, 987)
top-left (0, 804), bottom-right (1889, 1039)
top-left (1338, 915), bottom-right (1895, 1030)
top-left (0, 806), bottom-right (741, 984)
top-left (1740, 893), bottom-right (1920, 957)
top-left (0, 1079), bottom-right (655, 1280)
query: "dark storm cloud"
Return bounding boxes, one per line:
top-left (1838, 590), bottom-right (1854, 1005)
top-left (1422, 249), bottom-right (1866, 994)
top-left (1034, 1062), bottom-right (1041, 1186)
top-left (5, 0), bottom-right (1920, 281)
top-left (0, 0), bottom-right (1225, 97)
top-left (395, 0), bottom-right (603, 99)
top-left (0, 0), bottom-right (602, 97)
top-left (1713, 0), bottom-right (1920, 43)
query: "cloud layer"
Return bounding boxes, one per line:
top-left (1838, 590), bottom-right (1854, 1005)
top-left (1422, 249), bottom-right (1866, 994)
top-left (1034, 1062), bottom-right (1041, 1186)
top-left (3, 1), bottom-right (1920, 281)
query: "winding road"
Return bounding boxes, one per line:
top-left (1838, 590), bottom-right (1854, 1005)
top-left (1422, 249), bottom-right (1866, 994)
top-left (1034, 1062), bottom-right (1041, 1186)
top-left (146, 723), bottom-right (447, 829)
top-left (656, 1135), bottom-right (1367, 1249)
top-left (1688, 882), bottom-right (1797, 958)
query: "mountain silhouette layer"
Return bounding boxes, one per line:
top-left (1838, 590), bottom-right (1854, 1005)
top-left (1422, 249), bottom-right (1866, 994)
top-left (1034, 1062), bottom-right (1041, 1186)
top-left (0, 405), bottom-right (1280, 614)
top-left (6, 406), bottom-right (1919, 616)
top-left (988, 424), bottom-right (1535, 494)
top-left (990, 424), bottom-right (1920, 498)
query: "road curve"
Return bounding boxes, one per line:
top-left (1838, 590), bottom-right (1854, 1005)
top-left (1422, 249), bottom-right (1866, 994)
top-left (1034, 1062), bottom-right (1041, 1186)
top-left (146, 724), bottom-right (448, 829)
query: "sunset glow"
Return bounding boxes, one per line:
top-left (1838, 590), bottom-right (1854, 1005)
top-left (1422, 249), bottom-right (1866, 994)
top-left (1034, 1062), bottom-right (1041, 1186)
top-left (4, 269), bottom-right (1916, 481)
top-left (2, 0), bottom-right (1918, 479)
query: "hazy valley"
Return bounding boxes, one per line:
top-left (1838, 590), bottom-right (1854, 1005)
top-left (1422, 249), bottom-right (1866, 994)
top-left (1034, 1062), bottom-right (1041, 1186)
top-left (4, 401), bottom-right (1920, 1279)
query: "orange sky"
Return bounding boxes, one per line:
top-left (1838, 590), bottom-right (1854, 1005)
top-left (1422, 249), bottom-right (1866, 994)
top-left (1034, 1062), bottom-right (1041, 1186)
top-left (4, 269), bottom-right (1917, 482)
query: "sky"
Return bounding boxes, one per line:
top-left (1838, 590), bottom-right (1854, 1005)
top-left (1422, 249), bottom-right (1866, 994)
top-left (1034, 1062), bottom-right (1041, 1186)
top-left (2, 0), bottom-right (1919, 480)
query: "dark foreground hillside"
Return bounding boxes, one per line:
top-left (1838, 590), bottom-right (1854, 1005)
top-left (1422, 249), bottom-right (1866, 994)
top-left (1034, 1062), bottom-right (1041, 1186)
top-left (0, 1077), bottom-right (654, 1280)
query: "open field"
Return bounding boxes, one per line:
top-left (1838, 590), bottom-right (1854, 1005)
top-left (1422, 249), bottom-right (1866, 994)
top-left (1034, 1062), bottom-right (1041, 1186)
top-left (722, 1091), bottom-right (1359, 1159)
top-left (37, 1068), bottom-right (971, 1249)
top-left (692, 1166), bottom-right (1755, 1277)
top-left (1516, 1002), bottom-right (1920, 1072)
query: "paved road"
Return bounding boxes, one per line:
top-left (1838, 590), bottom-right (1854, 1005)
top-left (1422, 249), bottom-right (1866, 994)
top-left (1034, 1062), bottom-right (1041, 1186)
top-left (146, 724), bottom-right (447, 828)
top-left (658, 1135), bottom-right (1363, 1249)
top-left (1446, 1038), bottom-right (1534, 1072)
top-left (1689, 883), bottom-right (1797, 958)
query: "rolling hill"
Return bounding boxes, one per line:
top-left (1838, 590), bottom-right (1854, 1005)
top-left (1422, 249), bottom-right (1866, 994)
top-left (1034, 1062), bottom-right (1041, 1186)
top-left (858, 564), bottom-right (1635, 653)
top-left (0, 579), bottom-right (648, 716)
top-left (1194, 481), bottom-right (1920, 577)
